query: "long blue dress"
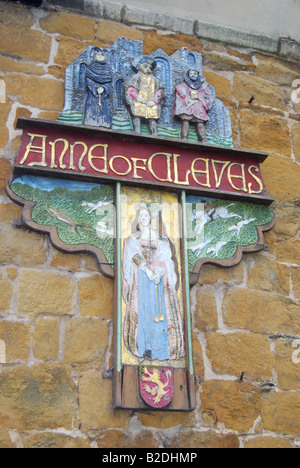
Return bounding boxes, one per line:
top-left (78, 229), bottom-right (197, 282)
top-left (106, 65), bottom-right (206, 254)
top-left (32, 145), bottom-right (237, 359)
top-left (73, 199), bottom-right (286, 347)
top-left (84, 60), bottom-right (112, 128)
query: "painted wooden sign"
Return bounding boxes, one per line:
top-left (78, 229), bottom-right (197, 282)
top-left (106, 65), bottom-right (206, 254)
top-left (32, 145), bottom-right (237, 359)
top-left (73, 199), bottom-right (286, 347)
top-left (15, 118), bottom-right (271, 204)
top-left (6, 38), bottom-right (276, 412)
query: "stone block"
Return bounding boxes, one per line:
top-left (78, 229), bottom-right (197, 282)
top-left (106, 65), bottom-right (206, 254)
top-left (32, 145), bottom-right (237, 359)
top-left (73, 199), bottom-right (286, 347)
top-left (0, 55), bottom-right (45, 75)
top-left (0, 98), bottom-right (12, 149)
top-left (0, 364), bottom-right (76, 431)
top-left (201, 380), bottom-right (261, 432)
top-left (222, 287), bottom-right (300, 336)
top-left (23, 432), bottom-right (90, 448)
top-left (78, 273), bottom-right (113, 318)
top-left (254, 54), bottom-right (299, 87)
top-left (40, 12), bottom-right (96, 40)
top-left (0, 203), bottom-right (22, 224)
top-left (192, 332), bottom-right (205, 380)
top-left (274, 339), bottom-right (300, 391)
top-left (239, 109), bottom-right (291, 156)
top-left (291, 122), bottom-right (300, 163)
top-left (0, 1), bottom-right (35, 28)
top-left (143, 30), bottom-right (203, 56)
top-left (245, 254), bottom-right (290, 295)
top-left (5, 73), bottom-right (64, 112)
top-left (262, 392), bottom-right (300, 436)
top-left (64, 317), bottom-right (109, 364)
top-left (291, 267), bottom-right (300, 299)
top-left (17, 269), bottom-right (76, 318)
top-left (203, 71), bottom-right (232, 104)
top-left (205, 332), bottom-right (273, 381)
top-left (0, 271), bottom-right (14, 315)
top-left (174, 429), bottom-right (239, 449)
top-left (0, 158), bottom-right (12, 196)
top-left (244, 437), bottom-right (293, 448)
top-left (78, 370), bottom-right (131, 431)
top-left (54, 35), bottom-right (100, 68)
top-left (33, 317), bottom-right (59, 361)
top-left (197, 262), bottom-right (244, 285)
top-left (0, 24), bottom-right (51, 63)
top-left (96, 20), bottom-right (144, 44)
top-left (192, 287), bottom-right (218, 332)
top-left (202, 51), bottom-right (255, 72)
top-left (233, 72), bottom-right (289, 111)
top-left (0, 224), bottom-right (47, 266)
top-left (0, 321), bottom-right (31, 362)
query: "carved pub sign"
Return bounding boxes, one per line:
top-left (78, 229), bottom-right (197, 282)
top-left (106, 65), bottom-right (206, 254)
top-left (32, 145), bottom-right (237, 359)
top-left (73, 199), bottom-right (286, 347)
top-left (6, 38), bottom-right (275, 411)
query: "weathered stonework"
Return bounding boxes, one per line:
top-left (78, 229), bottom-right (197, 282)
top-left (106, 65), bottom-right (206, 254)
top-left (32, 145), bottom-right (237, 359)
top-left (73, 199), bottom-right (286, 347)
top-left (0, 0), bottom-right (299, 448)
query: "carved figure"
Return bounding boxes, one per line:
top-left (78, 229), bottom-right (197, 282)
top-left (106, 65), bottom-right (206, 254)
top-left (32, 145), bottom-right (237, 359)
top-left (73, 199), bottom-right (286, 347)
top-left (174, 68), bottom-right (214, 142)
top-left (125, 56), bottom-right (166, 135)
top-left (122, 205), bottom-right (184, 362)
top-left (84, 48), bottom-right (112, 128)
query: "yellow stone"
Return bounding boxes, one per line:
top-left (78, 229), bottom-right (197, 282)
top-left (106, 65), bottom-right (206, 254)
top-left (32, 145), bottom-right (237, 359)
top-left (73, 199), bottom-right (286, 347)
top-left (33, 318), bottom-right (59, 361)
top-left (0, 55), bottom-right (45, 75)
top-left (0, 272), bottom-right (14, 314)
top-left (291, 122), bottom-right (300, 163)
top-left (5, 73), bottom-right (64, 111)
top-left (0, 1), bottom-right (35, 27)
top-left (233, 72), bottom-right (289, 111)
top-left (255, 54), bottom-right (300, 86)
top-left (17, 269), bottom-right (76, 318)
top-left (244, 437), bottom-right (293, 448)
top-left (0, 157), bottom-right (12, 196)
top-left (245, 254), bottom-right (290, 295)
top-left (291, 267), bottom-right (300, 299)
top-left (274, 339), bottom-right (300, 391)
top-left (0, 203), bottom-right (22, 224)
top-left (0, 224), bottom-right (47, 266)
top-left (262, 392), bottom-right (300, 436)
top-left (192, 287), bottom-right (218, 332)
top-left (23, 433), bottom-right (90, 448)
top-left (261, 154), bottom-right (300, 203)
top-left (78, 273), bottom-right (113, 318)
top-left (203, 71), bottom-right (232, 104)
top-left (239, 109), bottom-right (291, 156)
top-left (0, 363), bottom-right (76, 431)
top-left (222, 287), bottom-right (300, 336)
top-left (0, 98), bottom-right (12, 149)
top-left (40, 12), bottom-right (96, 40)
top-left (201, 380), bottom-right (261, 432)
top-left (64, 317), bottom-right (109, 364)
top-left (78, 370), bottom-right (131, 431)
top-left (0, 24), bottom-right (51, 63)
top-left (0, 321), bottom-right (31, 362)
top-left (96, 20), bottom-right (144, 44)
top-left (205, 332), bottom-right (273, 381)
top-left (143, 30), bottom-right (203, 56)
top-left (175, 429), bottom-right (239, 448)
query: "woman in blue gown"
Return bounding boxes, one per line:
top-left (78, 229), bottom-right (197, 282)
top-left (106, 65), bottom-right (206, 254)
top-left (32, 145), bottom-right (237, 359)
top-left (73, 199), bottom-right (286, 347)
top-left (122, 206), bottom-right (185, 363)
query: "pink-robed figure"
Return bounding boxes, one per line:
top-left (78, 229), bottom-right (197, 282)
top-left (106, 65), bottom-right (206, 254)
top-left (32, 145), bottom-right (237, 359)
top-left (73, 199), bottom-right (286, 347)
top-left (174, 69), bottom-right (214, 142)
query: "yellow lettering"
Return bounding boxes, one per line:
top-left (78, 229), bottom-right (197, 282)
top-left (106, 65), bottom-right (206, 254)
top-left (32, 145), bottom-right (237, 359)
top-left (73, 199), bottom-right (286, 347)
top-left (19, 133), bottom-right (47, 167)
top-left (228, 162), bottom-right (247, 192)
top-left (131, 158), bottom-right (147, 179)
top-left (148, 153), bottom-right (172, 182)
top-left (211, 160), bottom-right (230, 188)
top-left (88, 144), bottom-right (108, 173)
top-left (191, 158), bottom-right (211, 187)
top-left (109, 155), bottom-right (132, 176)
top-left (49, 138), bottom-right (69, 169)
top-left (173, 154), bottom-right (190, 185)
top-left (247, 165), bottom-right (264, 194)
top-left (69, 141), bottom-right (87, 170)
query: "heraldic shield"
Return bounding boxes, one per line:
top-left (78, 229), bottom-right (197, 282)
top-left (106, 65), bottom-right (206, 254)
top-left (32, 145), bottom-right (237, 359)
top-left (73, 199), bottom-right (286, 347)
top-left (139, 366), bottom-right (174, 408)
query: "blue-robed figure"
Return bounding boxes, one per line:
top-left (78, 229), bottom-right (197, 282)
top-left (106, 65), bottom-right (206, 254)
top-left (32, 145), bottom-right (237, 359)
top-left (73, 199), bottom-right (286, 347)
top-left (84, 48), bottom-right (112, 128)
top-left (122, 205), bottom-right (185, 363)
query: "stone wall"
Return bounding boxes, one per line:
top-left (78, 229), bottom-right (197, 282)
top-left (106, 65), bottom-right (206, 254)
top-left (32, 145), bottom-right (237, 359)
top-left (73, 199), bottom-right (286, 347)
top-left (0, 0), bottom-right (299, 448)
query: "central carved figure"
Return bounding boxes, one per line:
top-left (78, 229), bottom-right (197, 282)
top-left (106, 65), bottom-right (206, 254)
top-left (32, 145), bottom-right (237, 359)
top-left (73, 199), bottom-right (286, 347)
top-left (125, 56), bottom-right (166, 135)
